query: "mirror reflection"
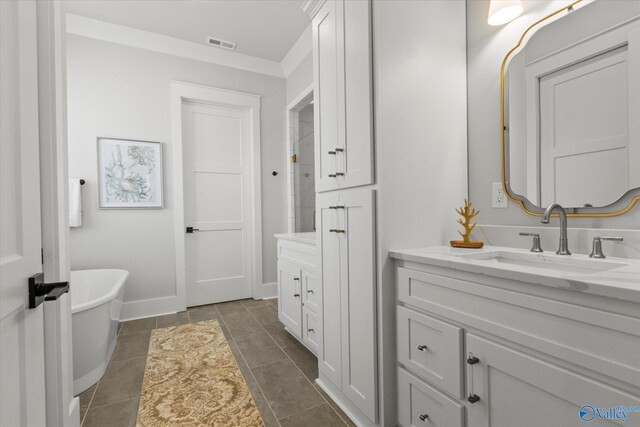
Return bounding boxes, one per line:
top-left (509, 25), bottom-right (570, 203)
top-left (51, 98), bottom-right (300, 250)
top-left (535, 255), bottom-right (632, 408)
top-left (505, 0), bottom-right (640, 209)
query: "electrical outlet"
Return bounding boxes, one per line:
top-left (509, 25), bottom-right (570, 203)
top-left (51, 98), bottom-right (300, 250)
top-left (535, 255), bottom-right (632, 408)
top-left (492, 182), bottom-right (508, 208)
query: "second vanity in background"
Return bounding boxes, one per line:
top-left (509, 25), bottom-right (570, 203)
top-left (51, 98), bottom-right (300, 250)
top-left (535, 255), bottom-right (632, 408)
top-left (275, 233), bottom-right (319, 355)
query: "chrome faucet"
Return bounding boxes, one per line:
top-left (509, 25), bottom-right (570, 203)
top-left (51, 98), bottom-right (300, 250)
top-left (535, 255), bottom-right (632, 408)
top-left (541, 204), bottom-right (571, 255)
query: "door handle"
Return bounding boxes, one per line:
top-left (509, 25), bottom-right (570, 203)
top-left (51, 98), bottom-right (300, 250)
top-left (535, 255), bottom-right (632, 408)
top-left (186, 227), bottom-right (200, 233)
top-left (28, 273), bottom-right (70, 309)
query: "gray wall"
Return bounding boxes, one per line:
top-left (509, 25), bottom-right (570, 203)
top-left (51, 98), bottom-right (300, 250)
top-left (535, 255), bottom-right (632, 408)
top-left (67, 34), bottom-right (288, 304)
top-left (467, 0), bottom-right (640, 252)
top-left (286, 53), bottom-right (313, 104)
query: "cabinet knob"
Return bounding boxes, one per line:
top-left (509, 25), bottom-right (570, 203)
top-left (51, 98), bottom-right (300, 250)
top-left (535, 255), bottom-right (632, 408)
top-left (418, 413), bottom-right (430, 422)
top-left (308, 328), bottom-right (314, 333)
top-left (293, 293), bottom-right (300, 297)
top-left (416, 345), bottom-right (428, 352)
top-left (293, 277), bottom-right (300, 281)
top-left (307, 289), bottom-right (314, 294)
top-left (467, 394), bottom-right (480, 404)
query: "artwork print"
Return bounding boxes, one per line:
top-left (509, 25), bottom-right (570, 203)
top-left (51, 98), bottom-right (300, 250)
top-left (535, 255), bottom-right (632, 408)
top-left (98, 138), bottom-right (163, 208)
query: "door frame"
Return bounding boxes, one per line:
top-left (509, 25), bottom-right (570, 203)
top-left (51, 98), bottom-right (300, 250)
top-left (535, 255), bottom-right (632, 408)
top-left (285, 83), bottom-right (314, 232)
top-left (170, 81), bottom-right (263, 310)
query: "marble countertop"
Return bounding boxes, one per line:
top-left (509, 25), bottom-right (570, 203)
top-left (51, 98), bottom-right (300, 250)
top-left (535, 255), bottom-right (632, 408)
top-left (390, 246), bottom-right (640, 303)
top-left (275, 232), bottom-right (317, 245)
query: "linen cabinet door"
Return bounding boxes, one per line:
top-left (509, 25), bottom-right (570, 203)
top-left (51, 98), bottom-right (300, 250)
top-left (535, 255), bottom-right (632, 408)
top-left (317, 192), bottom-right (342, 387)
top-left (313, 0), bottom-right (343, 193)
top-left (340, 189), bottom-right (377, 422)
top-left (277, 261), bottom-right (302, 339)
top-left (466, 333), bottom-right (640, 427)
top-left (340, 0), bottom-right (374, 190)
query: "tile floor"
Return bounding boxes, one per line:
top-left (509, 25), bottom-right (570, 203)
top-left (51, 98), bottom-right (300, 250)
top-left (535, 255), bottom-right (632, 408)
top-left (78, 298), bottom-right (355, 427)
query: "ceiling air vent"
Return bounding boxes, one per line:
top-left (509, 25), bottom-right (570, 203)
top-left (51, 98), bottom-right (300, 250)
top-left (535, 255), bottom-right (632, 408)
top-left (207, 37), bottom-right (236, 51)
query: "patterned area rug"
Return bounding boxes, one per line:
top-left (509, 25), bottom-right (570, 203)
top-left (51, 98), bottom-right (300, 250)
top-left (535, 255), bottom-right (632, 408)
top-left (136, 320), bottom-right (263, 426)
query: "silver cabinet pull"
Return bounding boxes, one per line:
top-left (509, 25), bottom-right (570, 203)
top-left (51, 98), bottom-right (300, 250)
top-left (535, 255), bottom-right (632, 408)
top-left (418, 413), bottom-right (429, 422)
top-left (417, 345), bottom-right (428, 352)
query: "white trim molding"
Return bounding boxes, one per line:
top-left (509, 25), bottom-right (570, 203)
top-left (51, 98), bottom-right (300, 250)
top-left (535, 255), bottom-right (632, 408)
top-left (66, 14), bottom-right (284, 78)
top-left (301, 0), bottom-right (327, 19)
top-left (281, 23), bottom-right (312, 77)
top-left (170, 81), bottom-right (263, 311)
top-left (121, 296), bottom-right (179, 321)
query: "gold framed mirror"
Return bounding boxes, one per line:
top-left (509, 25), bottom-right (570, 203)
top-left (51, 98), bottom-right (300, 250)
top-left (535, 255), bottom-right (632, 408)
top-left (501, 0), bottom-right (640, 217)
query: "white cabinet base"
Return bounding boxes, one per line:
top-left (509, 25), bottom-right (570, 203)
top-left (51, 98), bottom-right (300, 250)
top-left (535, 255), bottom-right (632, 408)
top-left (316, 375), bottom-right (378, 427)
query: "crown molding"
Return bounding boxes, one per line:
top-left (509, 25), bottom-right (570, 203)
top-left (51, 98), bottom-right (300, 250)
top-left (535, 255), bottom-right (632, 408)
top-left (281, 23), bottom-right (312, 77)
top-left (301, 0), bottom-right (326, 19)
top-left (65, 14), bottom-right (284, 78)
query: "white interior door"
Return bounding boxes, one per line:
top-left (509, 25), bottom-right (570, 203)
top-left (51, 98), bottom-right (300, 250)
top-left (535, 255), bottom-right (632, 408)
top-left (1, 1), bottom-right (47, 425)
top-left (182, 101), bottom-right (253, 306)
top-left (539, 45), bottom-right (634, 207)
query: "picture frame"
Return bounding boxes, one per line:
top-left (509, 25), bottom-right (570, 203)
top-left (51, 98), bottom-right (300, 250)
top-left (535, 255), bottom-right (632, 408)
top-left (97, 137), bottom-right (164, 209)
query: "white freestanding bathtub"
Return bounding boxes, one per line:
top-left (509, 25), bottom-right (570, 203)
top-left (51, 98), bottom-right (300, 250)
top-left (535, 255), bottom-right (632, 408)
top-left (71, 269), bottom-right (128, 395)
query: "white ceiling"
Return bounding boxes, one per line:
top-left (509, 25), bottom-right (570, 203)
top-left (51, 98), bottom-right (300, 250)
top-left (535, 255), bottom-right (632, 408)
top-left (64, 0), bottom-right (310, 62)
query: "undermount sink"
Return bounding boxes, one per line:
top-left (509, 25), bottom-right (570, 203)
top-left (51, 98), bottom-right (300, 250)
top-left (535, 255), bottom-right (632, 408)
top-left (456, 250), bottom-right (629, 274)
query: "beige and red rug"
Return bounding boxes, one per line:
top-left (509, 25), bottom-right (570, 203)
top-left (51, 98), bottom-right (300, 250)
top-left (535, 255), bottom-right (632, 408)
top-left (136, 319), bottom-right (263, 426)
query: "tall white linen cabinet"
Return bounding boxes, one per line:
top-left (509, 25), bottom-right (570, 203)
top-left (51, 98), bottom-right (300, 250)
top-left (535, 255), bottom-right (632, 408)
top-left (303, 1), bottom-right (468, 425)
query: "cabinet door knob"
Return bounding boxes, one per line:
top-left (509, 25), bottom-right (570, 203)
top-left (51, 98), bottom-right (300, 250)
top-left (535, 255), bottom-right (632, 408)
top-left (467, 394), bottom-right (480, 404)
top-left (418, 413), bottom-right (430, 422)
top-left (307, 289), bottom-right (314, 294)
top-left (308, 328), bottom-right (314, 333)
top-left (417, 345), bottom-right (428, 352)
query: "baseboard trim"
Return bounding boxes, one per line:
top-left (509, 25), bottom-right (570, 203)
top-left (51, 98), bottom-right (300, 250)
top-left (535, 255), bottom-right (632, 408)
top-left (121, 295), bottom-right (179, 321)
top-left (121, 284), bottom-right (277, 321)
top-left (316, 376), bottom-right (376, 427)
top-left (260, 281), bottom-right (277, 299)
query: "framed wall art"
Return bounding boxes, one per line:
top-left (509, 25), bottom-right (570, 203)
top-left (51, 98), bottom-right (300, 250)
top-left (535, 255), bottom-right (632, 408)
top-left (97, 137), bottom-right (163, 209)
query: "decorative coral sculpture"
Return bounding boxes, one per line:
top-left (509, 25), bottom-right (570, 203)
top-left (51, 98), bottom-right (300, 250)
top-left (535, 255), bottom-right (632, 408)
top-left (450, 199), bottom-right (484, 249)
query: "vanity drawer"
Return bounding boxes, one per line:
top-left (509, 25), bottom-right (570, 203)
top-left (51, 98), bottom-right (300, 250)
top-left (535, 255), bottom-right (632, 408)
top-left (398, 367), bottom-right (464, 427)
top-left (397, 305), bottom-right (463, 398)
top-left (302, 307), bottom-right (320, 355)
top-left (302, 270), bottom-right (319, 314)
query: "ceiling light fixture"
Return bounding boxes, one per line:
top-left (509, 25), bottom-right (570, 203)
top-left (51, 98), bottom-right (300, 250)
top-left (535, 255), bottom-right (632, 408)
top-left (488, 0), bottom-right (523, 26)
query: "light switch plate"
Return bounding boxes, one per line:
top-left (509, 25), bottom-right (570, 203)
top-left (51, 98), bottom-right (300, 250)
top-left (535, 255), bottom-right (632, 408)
top-left (492, 182), bottom-right (508, 208)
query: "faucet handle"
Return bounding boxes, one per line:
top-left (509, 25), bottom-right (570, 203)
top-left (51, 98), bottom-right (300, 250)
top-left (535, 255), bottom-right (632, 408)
top-left (589, 236), bottom-right (623, 259)
top-left (519, 233), bottom-right (543, 253)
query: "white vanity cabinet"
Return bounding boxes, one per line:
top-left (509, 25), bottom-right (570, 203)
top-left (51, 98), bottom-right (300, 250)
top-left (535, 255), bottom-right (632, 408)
top-left (392, 249), bottom-right (640, 427)
top-left (312, 0), bottom-right (373, 192)
top-left (275, 233), bottom-right (319, 355)
top-left (317, 189), bottom-right (378, 422)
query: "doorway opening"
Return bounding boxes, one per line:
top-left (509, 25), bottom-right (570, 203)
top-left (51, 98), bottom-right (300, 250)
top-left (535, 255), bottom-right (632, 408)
top-left (286, 85), bottom-right (316, 233)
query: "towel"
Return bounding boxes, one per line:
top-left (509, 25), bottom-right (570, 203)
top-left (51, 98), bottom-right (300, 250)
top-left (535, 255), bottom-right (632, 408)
top-left (69, 178), bottom-right (82, 228)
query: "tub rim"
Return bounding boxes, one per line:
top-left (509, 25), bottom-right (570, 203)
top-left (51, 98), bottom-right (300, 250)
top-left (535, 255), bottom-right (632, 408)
top-left (70, 269), bottom-right (129, 314)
